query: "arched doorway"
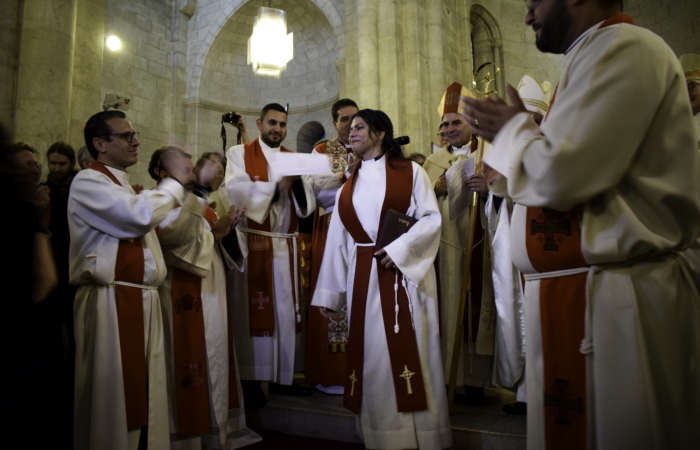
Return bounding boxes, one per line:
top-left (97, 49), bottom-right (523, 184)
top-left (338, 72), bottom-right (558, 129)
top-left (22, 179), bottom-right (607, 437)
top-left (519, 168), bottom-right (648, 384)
top-left (470, 5), bottom-right (505, 98)
top-left (296, 121), bottom-right (326, 153)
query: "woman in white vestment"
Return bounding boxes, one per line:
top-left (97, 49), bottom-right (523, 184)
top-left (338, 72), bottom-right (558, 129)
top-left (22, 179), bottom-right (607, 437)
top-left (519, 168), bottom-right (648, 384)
top-left (311, 109), bottom-right (452, 450)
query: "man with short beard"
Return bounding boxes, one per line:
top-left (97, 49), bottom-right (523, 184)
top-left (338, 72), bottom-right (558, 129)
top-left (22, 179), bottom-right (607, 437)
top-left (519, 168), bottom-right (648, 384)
top-left (462, 0), bottom-right (700, 448)
top-left (305, 98), bottom-right (358, 394)
top-left (224, 103), bottom-right (316, 407)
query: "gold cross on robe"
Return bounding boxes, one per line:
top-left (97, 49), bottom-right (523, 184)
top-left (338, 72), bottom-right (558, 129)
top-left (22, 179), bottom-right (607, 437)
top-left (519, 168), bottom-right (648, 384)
top-left (400, 365), bottom-right (415, 394)
top-left (349, 370), bottom-right (358, 396)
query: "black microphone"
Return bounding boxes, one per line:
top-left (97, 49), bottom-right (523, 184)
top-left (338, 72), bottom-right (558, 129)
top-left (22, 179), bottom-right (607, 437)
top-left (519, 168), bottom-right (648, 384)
top-left (395, 136), bottom-right (410, 146)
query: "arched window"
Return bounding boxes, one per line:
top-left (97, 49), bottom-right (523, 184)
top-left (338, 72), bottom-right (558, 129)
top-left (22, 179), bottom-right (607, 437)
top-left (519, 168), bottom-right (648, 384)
top-left (470, 5), bottom-right (504, 98)
top-left (296, 121), bottom-right (326, 154)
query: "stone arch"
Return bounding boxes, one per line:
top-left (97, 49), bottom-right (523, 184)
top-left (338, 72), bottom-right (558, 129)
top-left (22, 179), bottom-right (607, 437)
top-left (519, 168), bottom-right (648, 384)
top-left (470, 4), bottom-right (505, 98)
top-left (296, 121), bottom-right (326, 153)
top-left (187, 0), bottom-right (344, 99)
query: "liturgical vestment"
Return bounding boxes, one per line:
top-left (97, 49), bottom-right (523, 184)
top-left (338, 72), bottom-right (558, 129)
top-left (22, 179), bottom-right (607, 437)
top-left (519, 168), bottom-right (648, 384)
top-left (224, 137), bottom-right (315, 384)
top-left (423, 143), bottom-right (496, 388)
top-left (69, 165), bottom-right (184, 450)
top-left (157, 194), bottom-right (261, 449)
top-left (312, 155), bottom-right (452, 450)
top-left (485, 16), bottom-right (700, 450)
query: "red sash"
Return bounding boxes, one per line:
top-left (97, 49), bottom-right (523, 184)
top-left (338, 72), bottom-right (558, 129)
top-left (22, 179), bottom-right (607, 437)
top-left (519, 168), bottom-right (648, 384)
top-left (530, 15), bottom-right (636, 450)
top-left (90, 162), bottom-right (149, 430)
top-left (243, 138), bottom-right (301, 336)
top-left (338, 156), bottom-right (427, 414)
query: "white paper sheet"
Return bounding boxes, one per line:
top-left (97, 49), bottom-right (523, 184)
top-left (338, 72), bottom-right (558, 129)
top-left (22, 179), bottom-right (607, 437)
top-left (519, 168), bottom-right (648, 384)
top-left (445, 157), bottom-right (475, 220)
top-left (270, 152), bottom-right (334, 177)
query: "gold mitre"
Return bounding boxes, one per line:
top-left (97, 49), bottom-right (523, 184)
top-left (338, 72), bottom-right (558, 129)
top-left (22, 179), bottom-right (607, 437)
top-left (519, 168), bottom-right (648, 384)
top-left (437, 82), bottom-right (475, 116)
top-left (679, 54), bottom-right (700, 82)
top-left (517, 74), bottom-right (552, 116)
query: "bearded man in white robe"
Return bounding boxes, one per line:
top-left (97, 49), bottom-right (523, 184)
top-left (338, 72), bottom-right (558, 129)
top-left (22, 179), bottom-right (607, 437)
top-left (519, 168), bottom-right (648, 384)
top-left (423, 82), bottom-right (496, 406)
top-left (463, 0), bottom-right (700, 448)
top-left (224, 103), bottom-right (316, 406)
top-left (69, 111), bottom-right (189, 450)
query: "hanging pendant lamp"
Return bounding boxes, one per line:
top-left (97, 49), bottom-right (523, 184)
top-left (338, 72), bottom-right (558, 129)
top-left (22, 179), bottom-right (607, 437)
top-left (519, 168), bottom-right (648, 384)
top-left (247, 7), bottom-right (294, 78)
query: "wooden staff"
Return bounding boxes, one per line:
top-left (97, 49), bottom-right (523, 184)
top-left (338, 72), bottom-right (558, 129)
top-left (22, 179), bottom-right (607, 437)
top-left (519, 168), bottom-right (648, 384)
top-left (447, 136), bottom-right (485, 412)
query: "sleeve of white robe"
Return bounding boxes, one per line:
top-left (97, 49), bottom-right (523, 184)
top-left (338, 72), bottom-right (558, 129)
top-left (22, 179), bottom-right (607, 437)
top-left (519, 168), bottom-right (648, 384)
top-left (485, 26), bottom-right (692, 211)
top-left (224, 145), bottom-right (277, 224)
top-left (157, 194), bottom-right (215, 278)
top-left (383, 163), bottom-right (442, 284)
top-left (310, 188), bottom-right (350, 313)
top-left (68, 171), bottom-right (184, 239)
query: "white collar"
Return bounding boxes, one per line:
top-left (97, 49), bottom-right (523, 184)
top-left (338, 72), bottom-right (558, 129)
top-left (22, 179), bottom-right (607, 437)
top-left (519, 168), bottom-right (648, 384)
top-left (452, 143), bottom-right (470, 156)
top-left (258, 136), bottom-right (281, 153)
top-left (105, 165), bottom-right (130, 187)
top-left (565, 20), bottom-right (604, 55)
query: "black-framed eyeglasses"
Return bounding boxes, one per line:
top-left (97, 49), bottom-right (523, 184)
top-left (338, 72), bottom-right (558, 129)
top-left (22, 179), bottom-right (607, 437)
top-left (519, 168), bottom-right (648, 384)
top-left (436, 132), bottom-right (446, 138)
top-left (102, 131), bottom-right (139, 144)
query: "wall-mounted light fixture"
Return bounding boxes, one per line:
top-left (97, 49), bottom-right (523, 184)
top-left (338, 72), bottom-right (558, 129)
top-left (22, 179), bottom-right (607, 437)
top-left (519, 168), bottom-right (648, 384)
top-left (106, 36), bottom-right (121, 51)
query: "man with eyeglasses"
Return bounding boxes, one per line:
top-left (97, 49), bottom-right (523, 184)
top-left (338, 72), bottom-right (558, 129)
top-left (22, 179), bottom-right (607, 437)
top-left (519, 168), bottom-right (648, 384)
top-left (436, 123), bottom-right (449, 148)
top-left (68, 110), bottom-right (192, 450)
top-left (462, 0), bottom-right (700, 448)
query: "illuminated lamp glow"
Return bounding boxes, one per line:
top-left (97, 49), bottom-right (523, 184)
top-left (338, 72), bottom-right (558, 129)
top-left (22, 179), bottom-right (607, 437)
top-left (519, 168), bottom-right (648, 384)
top-left (106, 36), bottom-right (121, 51)
top-left (247, 7), bottom-right (294, 78)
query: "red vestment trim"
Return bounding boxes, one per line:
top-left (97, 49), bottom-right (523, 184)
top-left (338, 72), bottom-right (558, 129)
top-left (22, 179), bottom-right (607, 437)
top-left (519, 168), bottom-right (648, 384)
top-left (338, 156), bottom-right (427, 414)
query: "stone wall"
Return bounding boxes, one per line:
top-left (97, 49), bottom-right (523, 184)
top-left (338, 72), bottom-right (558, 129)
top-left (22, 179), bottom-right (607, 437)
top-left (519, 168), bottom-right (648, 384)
top-left (101, 0), bottom-right (180, 187)
top-left (189, 0), bottom-right (338, 159)
top-left (0, 0), bottom-right (22, 140)
top-left (626, 0), bottom-right (700, 56)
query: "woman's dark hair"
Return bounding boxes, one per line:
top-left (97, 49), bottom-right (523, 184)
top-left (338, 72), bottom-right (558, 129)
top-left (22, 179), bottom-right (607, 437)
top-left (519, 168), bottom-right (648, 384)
top-left (351, 109), bottom-right (406, 168)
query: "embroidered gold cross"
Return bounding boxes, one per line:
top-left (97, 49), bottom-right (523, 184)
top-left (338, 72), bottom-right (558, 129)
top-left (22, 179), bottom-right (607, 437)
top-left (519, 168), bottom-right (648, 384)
top-left (400, 365), bottom-right (415, 394)
top-left (349, 370), bottom-right (358, 396)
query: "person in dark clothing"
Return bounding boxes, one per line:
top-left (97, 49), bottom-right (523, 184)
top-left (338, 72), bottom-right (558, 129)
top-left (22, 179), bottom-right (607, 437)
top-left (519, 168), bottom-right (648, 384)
top-left (40, 141), bottom-right (79, 449)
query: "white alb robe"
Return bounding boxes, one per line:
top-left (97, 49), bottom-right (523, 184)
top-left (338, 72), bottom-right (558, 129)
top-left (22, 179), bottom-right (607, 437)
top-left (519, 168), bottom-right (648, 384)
top-left (157, 194), bottom-right (261, 449)
top-left (312, 156), bottom-right (452, 450)
top-left (426, 144), bottom-right (496, 387)
top-left (484, 192), bottom-right (526, 401)
top-left (486, 21), bottom-right (700, 450)
top-left (69, 167), bottom-right (184, 450)
top-left (224, 138), bottom-right (316, 384)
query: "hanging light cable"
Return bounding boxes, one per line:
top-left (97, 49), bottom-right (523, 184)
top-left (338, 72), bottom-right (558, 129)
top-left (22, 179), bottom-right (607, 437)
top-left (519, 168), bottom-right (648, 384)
top-left (247, 7), bottom-right (294, 78)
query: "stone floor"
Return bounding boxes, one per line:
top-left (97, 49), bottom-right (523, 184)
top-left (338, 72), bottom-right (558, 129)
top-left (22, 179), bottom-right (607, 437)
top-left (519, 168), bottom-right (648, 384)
top-left (244, 380), bottom-right (526, 450)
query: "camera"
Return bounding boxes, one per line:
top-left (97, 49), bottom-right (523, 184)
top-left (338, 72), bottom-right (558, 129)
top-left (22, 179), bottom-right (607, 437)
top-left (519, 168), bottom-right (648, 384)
top-left (222, 111), bottom-right (241, 127)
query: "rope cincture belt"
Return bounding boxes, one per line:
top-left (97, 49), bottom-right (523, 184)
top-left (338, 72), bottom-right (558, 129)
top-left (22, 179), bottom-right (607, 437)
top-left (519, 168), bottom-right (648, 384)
top-left (522, 250), bottom-right (674, 450)
top-left (239, 227), bottom-right (302, 325)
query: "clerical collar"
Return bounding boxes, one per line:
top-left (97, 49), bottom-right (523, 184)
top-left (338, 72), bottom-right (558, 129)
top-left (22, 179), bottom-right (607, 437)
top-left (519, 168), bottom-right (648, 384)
top-left (451, 144), bottom-right (469, 157)
top-left (104, 164), bottom-right (130, 186)
top-left (565, 20), bottom-right (604, 54)
top-left (258, 137), bottom-right (280, 152)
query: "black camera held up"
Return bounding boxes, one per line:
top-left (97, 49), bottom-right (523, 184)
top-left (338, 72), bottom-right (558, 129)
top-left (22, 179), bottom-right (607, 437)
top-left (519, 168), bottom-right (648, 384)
top-left (221, 111), bottom-right (242, 151)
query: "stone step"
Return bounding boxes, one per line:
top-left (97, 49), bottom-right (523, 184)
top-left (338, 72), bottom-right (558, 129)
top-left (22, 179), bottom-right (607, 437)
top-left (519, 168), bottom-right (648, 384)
top-left (245, 385), bottom-right (526, 449)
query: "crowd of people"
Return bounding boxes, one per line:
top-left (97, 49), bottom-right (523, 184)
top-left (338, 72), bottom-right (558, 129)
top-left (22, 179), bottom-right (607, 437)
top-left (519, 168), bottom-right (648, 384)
top-left (4, 0), bottom-right (700, 449)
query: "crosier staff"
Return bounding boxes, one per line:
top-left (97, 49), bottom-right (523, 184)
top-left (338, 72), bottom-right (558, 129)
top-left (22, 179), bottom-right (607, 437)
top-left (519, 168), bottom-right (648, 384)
top-left (447, 62), bottom-right (500, 413)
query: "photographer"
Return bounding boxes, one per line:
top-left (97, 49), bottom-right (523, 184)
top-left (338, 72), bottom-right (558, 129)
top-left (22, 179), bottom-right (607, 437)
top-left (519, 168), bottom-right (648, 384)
top-left (222, 112), bottom-right (250, 149)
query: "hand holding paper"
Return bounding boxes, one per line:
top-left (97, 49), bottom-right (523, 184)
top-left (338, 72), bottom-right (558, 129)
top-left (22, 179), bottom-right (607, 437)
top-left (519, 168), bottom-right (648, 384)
top-left (445, 157), bottom-right (475, 220)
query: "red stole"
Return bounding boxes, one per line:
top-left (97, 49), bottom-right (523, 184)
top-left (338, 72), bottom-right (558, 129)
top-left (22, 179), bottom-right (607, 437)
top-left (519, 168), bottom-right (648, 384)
top-left (530, 14), bottom-right (636, 450)
top-left (90, 162), bottom-right (149, 430)
top-left (243, 138), bottom-right (301, 336)
top-left (338, 156), bottom-right (427, 414)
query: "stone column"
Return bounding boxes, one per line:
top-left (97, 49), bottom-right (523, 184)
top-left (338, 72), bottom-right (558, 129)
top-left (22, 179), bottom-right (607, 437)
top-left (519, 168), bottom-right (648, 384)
top-left (70, 0), bottom-right (106, 150)
top-left (401, 0), bottom-right (430, 155)
top-left (378, 0), bottom-right (403, 132)
top-left (357, 0), bottom-right (379, 110)
top-left (15, 0), bottom-right (78, 154)
top-left (335, 58), bottom-right (347, 100)
top-left (344, 0), bottom-right (360, 103)
top-left (426, 0), bottom-right (445, 153)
